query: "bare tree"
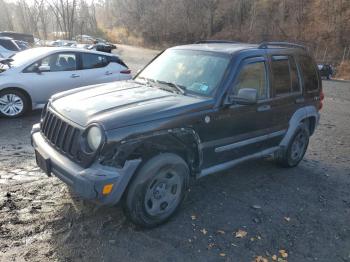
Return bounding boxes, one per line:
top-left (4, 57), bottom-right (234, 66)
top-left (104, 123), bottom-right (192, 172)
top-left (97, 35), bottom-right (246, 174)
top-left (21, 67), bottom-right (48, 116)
top-left (49, 0), bottom-right (78, 39)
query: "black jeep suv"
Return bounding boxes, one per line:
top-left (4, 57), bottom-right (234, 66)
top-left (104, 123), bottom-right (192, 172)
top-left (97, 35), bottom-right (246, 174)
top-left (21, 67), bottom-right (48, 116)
top-left (32, 41), bottom-right (323, 227)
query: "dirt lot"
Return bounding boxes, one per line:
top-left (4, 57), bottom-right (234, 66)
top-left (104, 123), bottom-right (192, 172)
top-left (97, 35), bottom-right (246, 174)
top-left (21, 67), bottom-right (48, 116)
top-left (0, 45), bottom-right (350, 262)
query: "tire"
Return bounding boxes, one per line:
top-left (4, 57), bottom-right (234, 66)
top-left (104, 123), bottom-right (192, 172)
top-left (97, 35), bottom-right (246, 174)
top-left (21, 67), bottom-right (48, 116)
top-left (123, 153), bottom-right (189, 228)
top-left (0, 89), bottom-right (30, 118)
top-left (277, 122), bottom-right (310, 168)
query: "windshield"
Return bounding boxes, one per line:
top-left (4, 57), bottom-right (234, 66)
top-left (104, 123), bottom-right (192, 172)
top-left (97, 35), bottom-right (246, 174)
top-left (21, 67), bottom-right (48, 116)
top-left (136, 49), bottom-right (230, 96)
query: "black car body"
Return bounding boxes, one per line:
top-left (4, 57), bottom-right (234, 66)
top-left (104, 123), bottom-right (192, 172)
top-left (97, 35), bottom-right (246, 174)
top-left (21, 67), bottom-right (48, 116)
top-left (32, 41), bottom-right (323, 227)
top-left (318, 64), bottom-right (333, 79)
top-left (0, 32), bottom-right (34, 44)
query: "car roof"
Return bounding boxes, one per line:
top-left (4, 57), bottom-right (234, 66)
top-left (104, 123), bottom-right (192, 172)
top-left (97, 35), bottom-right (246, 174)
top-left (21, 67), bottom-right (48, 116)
top-left (26, 47), bottom-right (117, 57)
top-left (0, 37), bottom-right (14, 41)
top-left (171, 42), bottom-right (308, 56)
top-left (171, 43), bottom-right (259, 54)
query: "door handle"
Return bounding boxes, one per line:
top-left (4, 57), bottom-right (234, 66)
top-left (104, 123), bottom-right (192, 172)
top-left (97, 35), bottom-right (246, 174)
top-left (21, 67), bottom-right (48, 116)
top-left (257, 104), bottom-right (271, 112)
top-left (71, 74), bottom-right (80, 78)
top-left (105, 71), bottom-right (113, 75)
top-left (295, 97), bottom-right (305, 104)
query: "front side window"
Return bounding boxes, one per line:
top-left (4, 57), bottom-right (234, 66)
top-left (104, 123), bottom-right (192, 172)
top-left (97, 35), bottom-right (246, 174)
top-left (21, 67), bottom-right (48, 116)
top-left (25, 52), bottom-right (77, 72)
top-left (233, 61), bottom-right (267, 100)
top-left (81, 53), bottom-right (109, 69)
top-left (136, 49), bottom-right (230, 96)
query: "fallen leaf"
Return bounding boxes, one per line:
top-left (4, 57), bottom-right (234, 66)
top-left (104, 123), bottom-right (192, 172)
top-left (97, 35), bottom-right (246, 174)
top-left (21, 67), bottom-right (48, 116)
top-left (279, 249), bottom-right (288, 258)
top-left (253, 256), bottom-right (268, 262)
top-left (219, 253), bottom-right (226, 257)
top-left (235, 229), bottom-right (247, 238)
top-left (217, 230), bottom-right (225, 235)
top-left (207, 243), bottom-right (215, 249)
top-left (252, 204), bottom-right (262, 209)
top-left (250, 237), bottom-right (255, 241)
top-left (284, 217), bottom-right (291, 222)
top-left (257, 235), bottom-right (262, 240)
top-left (272, 255), bottom-right (277, 261)
top-left (200, 228), bottom-right (208, 235)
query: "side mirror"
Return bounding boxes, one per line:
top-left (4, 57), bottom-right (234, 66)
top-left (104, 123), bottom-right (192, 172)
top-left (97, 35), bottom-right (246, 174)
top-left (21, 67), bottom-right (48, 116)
top-left (38, 65), bottom-right (50, 73)
top-left (226, 88), bottom-right (258, 105)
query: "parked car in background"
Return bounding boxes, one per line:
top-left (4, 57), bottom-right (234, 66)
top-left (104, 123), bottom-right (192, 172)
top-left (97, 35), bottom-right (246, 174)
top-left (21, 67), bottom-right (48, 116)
top-left (318, 64), bottom-right (333, 79)
top-left (0, 47), bottom-right (131, 117)
top-left (0, 37), bottom-right (21, 58)
top-left (0, 32), bottom-right (34, 45)
top-left (14, 40), bottom-right (30, 50)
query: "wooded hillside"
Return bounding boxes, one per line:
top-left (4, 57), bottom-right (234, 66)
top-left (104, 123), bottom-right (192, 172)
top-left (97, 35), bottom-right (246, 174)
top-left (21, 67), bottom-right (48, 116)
top-left (1, 0), bottom-right (350, 64)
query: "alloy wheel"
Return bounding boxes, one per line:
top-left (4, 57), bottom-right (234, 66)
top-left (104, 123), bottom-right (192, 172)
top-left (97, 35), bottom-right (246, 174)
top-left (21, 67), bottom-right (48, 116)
top-left (0, 93), bottom-right (24, 117)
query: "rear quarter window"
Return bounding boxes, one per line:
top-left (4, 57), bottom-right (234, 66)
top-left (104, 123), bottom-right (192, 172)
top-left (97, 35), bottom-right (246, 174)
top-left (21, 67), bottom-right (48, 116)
top-left (81, 53), bottom-right (109, 69)
top-left (298, 55), bottom-right (319, 92)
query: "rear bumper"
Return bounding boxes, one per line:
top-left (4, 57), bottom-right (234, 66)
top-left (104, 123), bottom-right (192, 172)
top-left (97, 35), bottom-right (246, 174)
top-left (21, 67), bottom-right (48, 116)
top-left (31, 124), bottom-right (141, 206)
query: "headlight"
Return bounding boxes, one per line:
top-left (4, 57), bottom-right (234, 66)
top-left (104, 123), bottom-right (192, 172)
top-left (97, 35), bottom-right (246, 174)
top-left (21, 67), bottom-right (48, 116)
top-left (87, 126), bottom-right (103, 151)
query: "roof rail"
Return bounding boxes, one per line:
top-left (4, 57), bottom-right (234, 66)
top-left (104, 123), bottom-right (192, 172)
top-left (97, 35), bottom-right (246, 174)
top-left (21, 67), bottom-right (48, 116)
top-left (195, 40), bottom-right (239, 44)
top-left (258, 41), bottom-right (306, 50)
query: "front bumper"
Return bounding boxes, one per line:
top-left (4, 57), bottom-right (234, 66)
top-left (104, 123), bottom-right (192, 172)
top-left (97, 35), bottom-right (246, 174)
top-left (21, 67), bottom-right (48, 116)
top-left (31, 124), bottom-right (141, 206)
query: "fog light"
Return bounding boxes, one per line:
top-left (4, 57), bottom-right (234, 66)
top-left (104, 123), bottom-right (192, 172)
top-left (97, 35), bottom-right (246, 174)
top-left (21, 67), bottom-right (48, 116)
top-left (102, 184), bottom-right (114, 195)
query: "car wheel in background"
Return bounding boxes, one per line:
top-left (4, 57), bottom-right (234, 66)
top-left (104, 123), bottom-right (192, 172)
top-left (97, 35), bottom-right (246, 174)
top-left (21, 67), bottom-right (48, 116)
top-left (123, 153), bottom-right (189, 228)
top-left (0, 89), bottom-right (29, 118)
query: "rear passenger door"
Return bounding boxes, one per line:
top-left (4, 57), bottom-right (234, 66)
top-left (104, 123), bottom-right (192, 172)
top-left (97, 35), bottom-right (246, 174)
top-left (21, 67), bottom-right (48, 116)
top-left (77, 53), bottom-right (111, 86)
top-left (268, 55), bottom-right (303, 145)
top-left (77, 53), bottom-right (129, 86)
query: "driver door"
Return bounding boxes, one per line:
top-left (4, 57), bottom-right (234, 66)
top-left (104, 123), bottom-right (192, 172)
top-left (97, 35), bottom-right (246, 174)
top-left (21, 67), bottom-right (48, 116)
top-left (200, 57), bottom-right (278, 168)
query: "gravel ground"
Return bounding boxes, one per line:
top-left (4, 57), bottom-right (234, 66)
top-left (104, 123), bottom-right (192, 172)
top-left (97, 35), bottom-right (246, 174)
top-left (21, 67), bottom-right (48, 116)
top-left (0, 45), bottom-right (350, 262)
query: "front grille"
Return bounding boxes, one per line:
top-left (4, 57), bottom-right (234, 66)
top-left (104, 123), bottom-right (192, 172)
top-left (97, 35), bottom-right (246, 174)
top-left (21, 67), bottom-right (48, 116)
top-left (41, 110), bottom-right (82, 160)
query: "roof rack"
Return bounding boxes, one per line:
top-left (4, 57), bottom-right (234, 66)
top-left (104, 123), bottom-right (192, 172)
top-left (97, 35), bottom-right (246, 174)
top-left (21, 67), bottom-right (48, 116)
top-left (195, 40), bottom-right (239, 44)
top-left (258, 42), bottom-right (306, 50)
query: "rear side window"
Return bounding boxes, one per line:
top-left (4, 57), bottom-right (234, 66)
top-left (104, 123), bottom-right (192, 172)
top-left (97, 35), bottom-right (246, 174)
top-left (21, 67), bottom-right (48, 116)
top-left (271, 56), bottom-right (301, 95)
top-left (81, 53), bottom-right (109, 69)
top-left (299, 55), bottom-right (319, 92)
top-left (0, 39), bottom-right (19, 51)
top-left (109, 56), bottom-right (128, 68)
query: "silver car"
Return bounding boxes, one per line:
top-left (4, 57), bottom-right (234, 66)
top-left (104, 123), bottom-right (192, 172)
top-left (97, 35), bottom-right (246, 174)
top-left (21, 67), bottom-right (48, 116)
top-left (0, 47), bottom-right (131, 118)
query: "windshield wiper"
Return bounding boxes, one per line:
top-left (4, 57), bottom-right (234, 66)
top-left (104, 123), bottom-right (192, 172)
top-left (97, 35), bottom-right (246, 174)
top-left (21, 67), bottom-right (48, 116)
top-left (0, 58), bottom-right (13, 68)
top-left (155, 80), bottom-right (186, 95)
top-left (136, 77), bottom-right (156, 86)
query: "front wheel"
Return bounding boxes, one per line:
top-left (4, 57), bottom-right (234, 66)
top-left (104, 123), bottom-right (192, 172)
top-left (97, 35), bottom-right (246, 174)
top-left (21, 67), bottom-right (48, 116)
top-left (277, 123), bottom-right (310, 168)
top-left (123, 153), bottom-right (189, 228)
top-left (0, 90), bottom-right (29, 118)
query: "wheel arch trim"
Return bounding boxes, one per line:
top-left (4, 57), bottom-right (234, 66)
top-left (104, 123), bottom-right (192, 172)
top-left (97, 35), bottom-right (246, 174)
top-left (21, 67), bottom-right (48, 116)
top-left (280, 105), bottom-right (319, 147)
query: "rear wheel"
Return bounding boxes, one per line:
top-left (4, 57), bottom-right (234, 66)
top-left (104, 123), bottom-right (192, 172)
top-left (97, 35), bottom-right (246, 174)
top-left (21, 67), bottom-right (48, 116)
top-left (0, 89), bottom-right (29, 118)
top-left (123, 153), bottom-right (189, 228)
top-left (277, 123), bottom-right (310, 168)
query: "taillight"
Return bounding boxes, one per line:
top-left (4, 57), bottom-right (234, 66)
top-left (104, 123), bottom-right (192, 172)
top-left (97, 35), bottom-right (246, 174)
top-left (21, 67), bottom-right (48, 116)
top-left (120, 69), bottom-right (131, 74)
top-left (320, 90), bottom-right (325, 101)
top-left (318, 90), bottom-right (324, 111)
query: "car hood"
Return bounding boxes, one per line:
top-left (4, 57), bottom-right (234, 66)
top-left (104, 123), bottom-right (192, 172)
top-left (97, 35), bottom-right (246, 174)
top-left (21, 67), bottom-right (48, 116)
top-left (51, 80), bottom-right (211, 130)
